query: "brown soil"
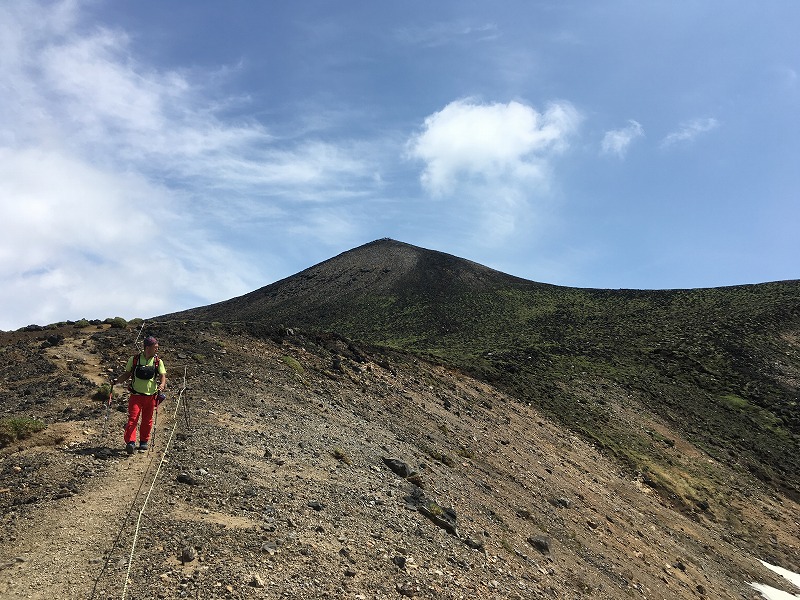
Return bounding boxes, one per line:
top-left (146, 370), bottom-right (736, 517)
top-left (0, 323), bottom-right (798, 599)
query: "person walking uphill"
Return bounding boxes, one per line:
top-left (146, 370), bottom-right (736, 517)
top-left (113, 336), bottom-right (167, 455)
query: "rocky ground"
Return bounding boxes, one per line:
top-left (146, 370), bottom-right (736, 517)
top-left (0, 322), bottom-right (798, 599)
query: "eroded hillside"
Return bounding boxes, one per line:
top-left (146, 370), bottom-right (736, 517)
top-left (1, 321), bottom-right (798, 599)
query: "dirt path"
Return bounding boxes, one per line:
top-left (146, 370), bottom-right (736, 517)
top-left (0, 404), bottom-right (177, 598)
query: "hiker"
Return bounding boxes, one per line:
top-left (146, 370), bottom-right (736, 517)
top-left (113, 336), bottom-right (167, 454)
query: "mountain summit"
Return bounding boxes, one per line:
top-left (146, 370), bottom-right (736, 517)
top-left (169, 238), bottom-right (536, 328)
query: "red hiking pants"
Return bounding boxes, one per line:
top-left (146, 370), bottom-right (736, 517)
top-left (125, 393), bottom-right (157, 444)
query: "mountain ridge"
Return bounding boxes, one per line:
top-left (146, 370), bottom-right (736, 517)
top-left (167, 238), bottom-right (800, 325)
top-left (163, 238), bottom-right (800, 502)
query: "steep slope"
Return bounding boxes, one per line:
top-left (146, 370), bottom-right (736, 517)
top-left (164, 239), bottom-right (800, 504)
top-left (1, 322), bottom-right (798, 599)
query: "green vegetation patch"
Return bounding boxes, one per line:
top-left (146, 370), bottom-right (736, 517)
top-left (720, 394), bottom-right (750, 411)
top-left (419, 444), bottom-right (456, 467)
top-left (94, 383), bottom-right (114, 402)
top-left (106, 317), bottom-right (128, 329)
top-left (281, 355), bottom-right (304, 374)
top-left (0, 417), bottom-right (46, 448)
top-left (456, 445), bottom-right (475, 460)
top-left (331, 447), bottom-right (352, 464)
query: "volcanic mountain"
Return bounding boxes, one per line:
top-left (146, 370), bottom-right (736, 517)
top-left (168, 238), bottom-right (800, 501)
top-left (1, 238), bottom-right (798, 599)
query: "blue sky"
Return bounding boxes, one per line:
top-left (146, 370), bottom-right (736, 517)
top-left (1, 1), bottom-right (798, 330)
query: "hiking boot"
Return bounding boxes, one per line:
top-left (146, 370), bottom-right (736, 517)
top-left (138, 442), bottom-right (149, 452)
top-left (125, 442), bottom-right (135, 455)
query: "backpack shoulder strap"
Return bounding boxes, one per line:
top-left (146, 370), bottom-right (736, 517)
top-left (129, 354), bottom-right (138, 393)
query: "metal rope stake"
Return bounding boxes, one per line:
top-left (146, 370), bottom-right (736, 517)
top-left (133, 320), bottom-right (146, 346)
top-left (121, 366), bottom-right (188, 600)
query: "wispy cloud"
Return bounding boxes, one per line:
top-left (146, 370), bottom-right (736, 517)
top-left (601, 120), bottom-right (644, 158)
top-left (0, 0), bottom-right (381, 329)
top-left (407, 99), bottom-right (580, 241)
top-left (395, 22), bottom-right (500, 47)
top-left (661, 117), bottom-right (719, 148)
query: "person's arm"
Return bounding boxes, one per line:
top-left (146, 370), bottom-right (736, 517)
top-left (158, 361), bottom-right (167, 392)
top-left (114, 358), bottom-right (133, 386)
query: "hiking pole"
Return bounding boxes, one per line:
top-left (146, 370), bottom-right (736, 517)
top-left (102, 381), bottom-right (114, 436)
top-left (151, 400), bottom-right (159, 452)
top-left (150, 392), bottom-right (165, 452)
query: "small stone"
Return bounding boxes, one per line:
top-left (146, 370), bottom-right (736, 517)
top-left (250, 573), bottom-right (265, 588)
top-left (396, 582), bottom-right (418, 597)
top-left (406, 473), bottom-right (424, 488)
top-left (382, 457), bottom-right (412, 477)
top-left (339, 547), bottom-right (355, 564)
top-left (527, 535), bottom-right (550, 554)
top-left (176, 472), bottom-right (199, 486)
top-left (179, 547), bottom-right (196, 563)
top-left (464, 534), bottom-right (485, 551)
top-left (261, 541), bottom-right (278, 555)
top-left (551, 497), bottom-right (572, 508)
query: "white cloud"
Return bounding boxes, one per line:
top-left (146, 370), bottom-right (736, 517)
top-left (0, 146), bottom-right (257, 328)
top-left (661, 117), bottom-right (719, 148)
top-left (601, 120), bottom-right (644, 158)
top-left (408, 99), bottom-right (580, 196)
top-left (29, 19), bottom-right (371, 192)
top-left (0, 0), bottom-right (382, 329)
top-left (406, 99), bottom-right (580, 243)
top-left (1, 0), bottom-right (378, 194)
